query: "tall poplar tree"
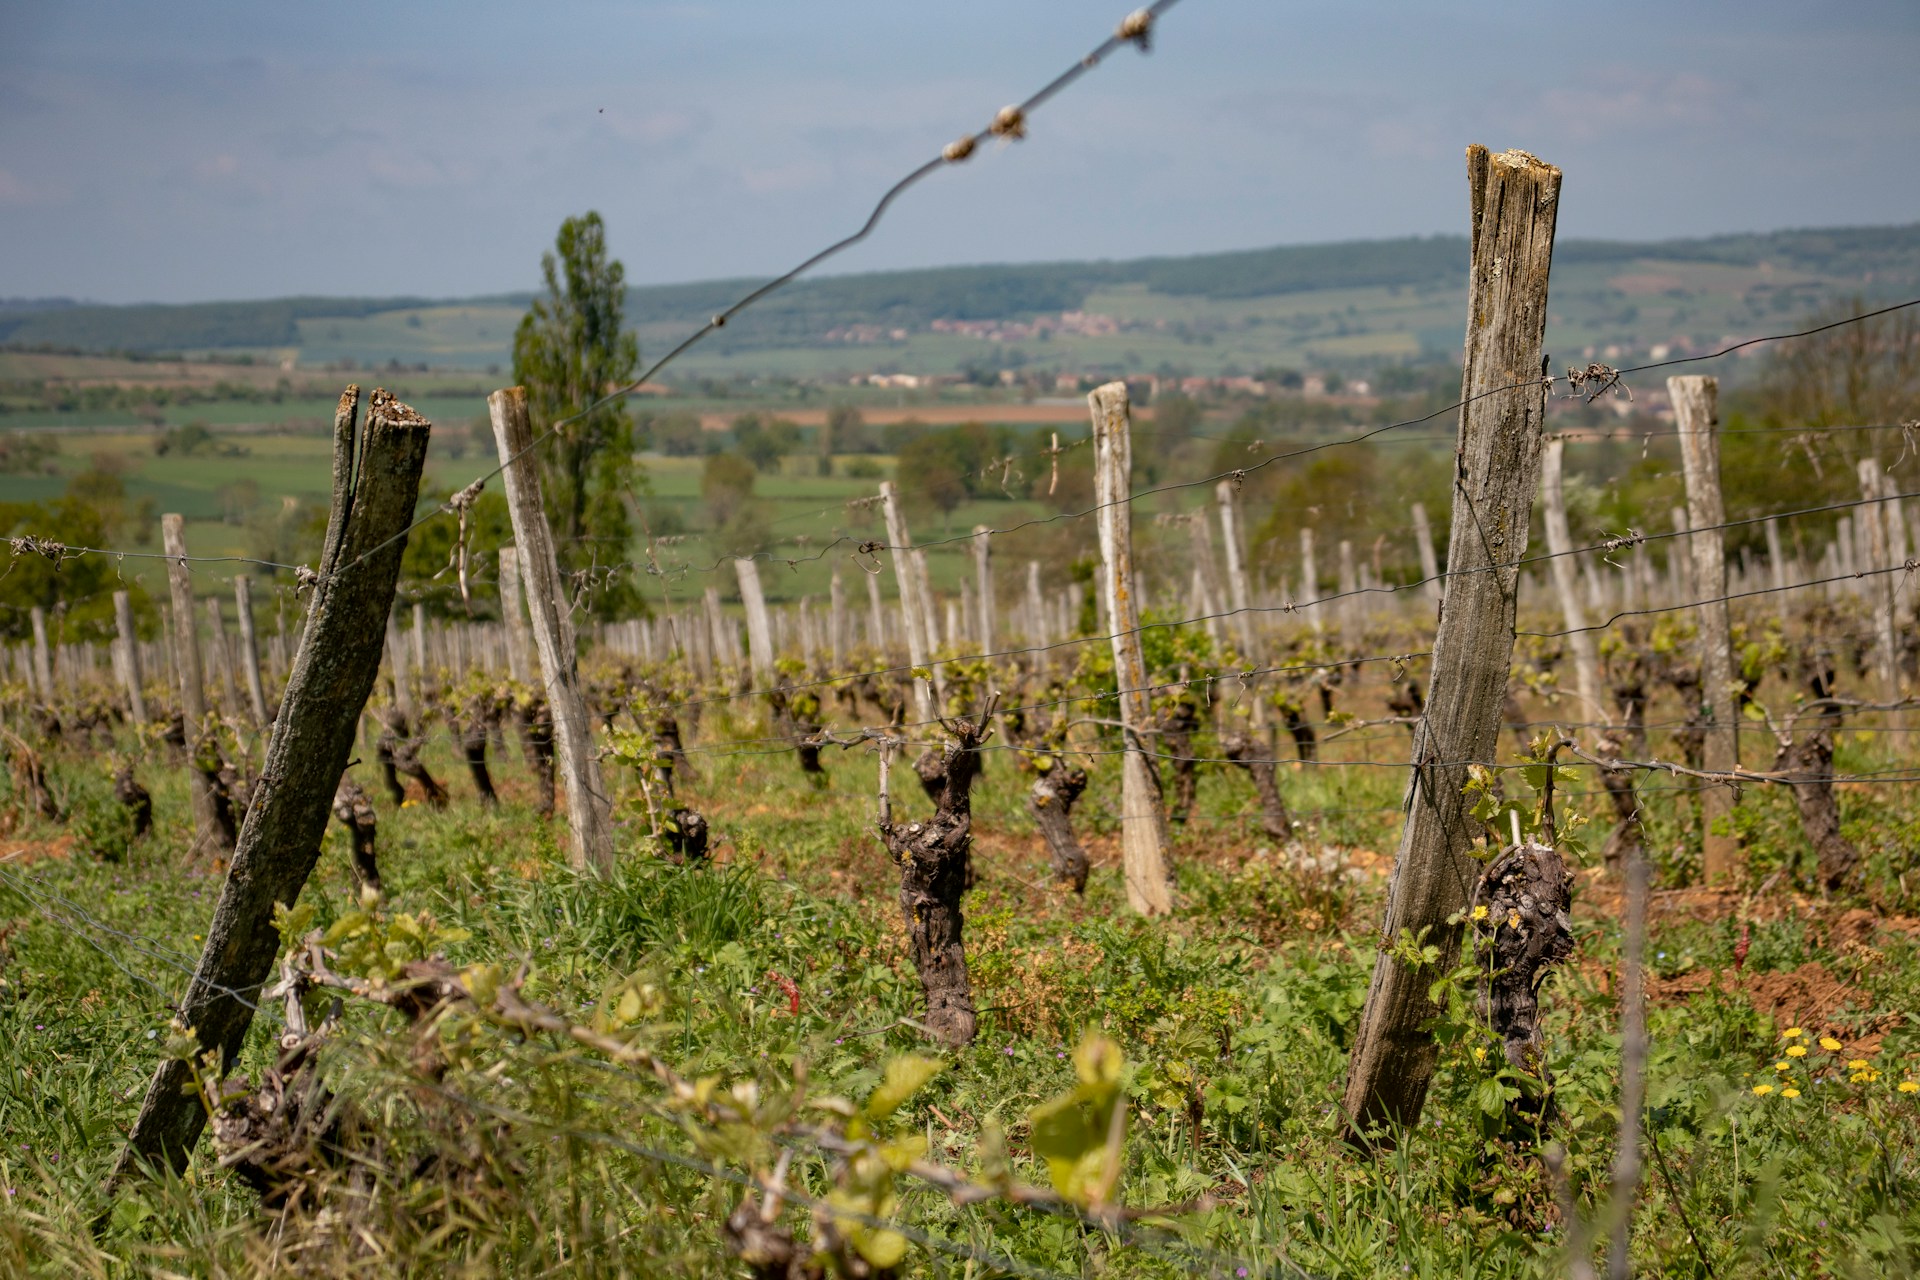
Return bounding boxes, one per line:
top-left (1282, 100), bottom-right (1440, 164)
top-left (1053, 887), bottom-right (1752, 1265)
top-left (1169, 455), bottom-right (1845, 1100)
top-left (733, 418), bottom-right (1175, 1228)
top-left (512, 211), bottom-right (642, 615)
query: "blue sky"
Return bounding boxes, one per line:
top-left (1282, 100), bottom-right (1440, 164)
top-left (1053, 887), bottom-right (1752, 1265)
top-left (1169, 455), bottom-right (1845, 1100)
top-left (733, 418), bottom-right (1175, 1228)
top-left (3, 0), bottom-right (1917, 304)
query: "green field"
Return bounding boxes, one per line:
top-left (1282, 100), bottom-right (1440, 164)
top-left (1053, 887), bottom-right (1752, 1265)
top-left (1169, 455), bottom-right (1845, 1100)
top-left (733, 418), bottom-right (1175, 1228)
top-left (5, 224), bottom-right (1913, 381)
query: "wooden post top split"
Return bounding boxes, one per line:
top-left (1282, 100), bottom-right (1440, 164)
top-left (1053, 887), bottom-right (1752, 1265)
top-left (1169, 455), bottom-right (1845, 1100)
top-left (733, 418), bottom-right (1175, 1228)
top-left (117, 385), bottom-right (432, 1178)
top-left (1342, 143), bottom-right (1561, 1141)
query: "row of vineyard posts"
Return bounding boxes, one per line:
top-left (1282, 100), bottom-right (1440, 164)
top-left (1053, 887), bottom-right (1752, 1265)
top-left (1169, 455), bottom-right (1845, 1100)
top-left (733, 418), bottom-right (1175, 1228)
top-left (0, 144), bottom-right (1883, 1175)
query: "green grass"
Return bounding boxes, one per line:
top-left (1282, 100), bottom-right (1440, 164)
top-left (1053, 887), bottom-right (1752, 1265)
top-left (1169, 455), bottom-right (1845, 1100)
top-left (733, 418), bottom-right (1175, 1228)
top-left (0, 635), bottom-right (1912, 1275)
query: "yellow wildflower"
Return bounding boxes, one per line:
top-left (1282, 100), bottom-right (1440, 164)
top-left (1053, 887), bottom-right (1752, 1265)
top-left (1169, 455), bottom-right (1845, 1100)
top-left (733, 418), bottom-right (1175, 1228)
top-left (1752, 1084), bottom-right (1774, 1096)
top-left (1471, 905), bottom-right (1489, 921)
top-left (1852, 1067), bottom-right (1881, 1084)
top-left (1781, 1088), bottom-right (1801, 1098)
top-left (1847, 1058), bottom-right (1869, 1070)
top-left (1782, 1027), bottom-right (1804, 1039)
top-left (1774, 1061), bottom-right (1791, 1072)
top-left (1786, 1045), bottom-right (1808, 1058)
top-left (1820, 1037), bottom-right (1843, 1052)
top-left (1899, 1081), bottom-right (1919, 1094)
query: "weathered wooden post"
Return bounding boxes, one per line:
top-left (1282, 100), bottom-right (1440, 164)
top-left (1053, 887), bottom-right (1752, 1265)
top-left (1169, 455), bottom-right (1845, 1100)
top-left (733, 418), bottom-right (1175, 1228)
top-left (1215, 479), bottom-right (1257, 658)
top-left (1343, 145), bottom-right (1561, 1137)
top-left (734, 558), bottom-right (775, 682)
top-left (1091, 382), bottom-right (1174, 916)
top-left (1667, 506), bottom-right (1692, 605)
top-left (1184, 513), bottom-right (1226, 645)
top-left (702, 585), bottom-right (731, 668)
top-left (864, 570), bottom-right (888, 657)
top-left (829, 565), bottom-right (848, 665)
top-left (233, 576), bottom-right (271, 726)
top-left (880, 481), bottom-right (936, 720)
top-left (27, 607), bottom-right (53, 703)
top-left (1672, 375), bottom-right (1739, 881)
top-left (1410, 501), bottom-right (1443, 603)
top-left (384, 606), bottom-right (415, 722)
top-left (204, 597), bottom-right (243, 722)
top-left (972, 526), bottom-right (995, 653)
top-left (1300, 528), bottom-right (1323, 632)
top-left (1540, 437), bottom-right (1603, 723)
top-left (1337, 538), bottom-right (1361, 634)
top-left (497, 546), bottom-right (535, 684)
top-left (115, 387), bottom-right (430, 1177)
top-left (1025, 560), bottom-right (1048, 646)
top-left (490, 387), bottom-right (616, 875)
top-left (1763, 518), bottom-right (1789, 597)
top-left (113, 590), bottom-right (148, 724)
top-left (1857, 458), bottom-right (1901, 701)
top-left (162, 513), bottom-right (229, 853)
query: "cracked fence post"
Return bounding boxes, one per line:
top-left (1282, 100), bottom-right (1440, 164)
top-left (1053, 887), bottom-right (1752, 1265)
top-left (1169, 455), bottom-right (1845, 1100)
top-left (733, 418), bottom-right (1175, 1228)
top-left (1540, 437), bottom-right (1603, 724)
top-left (114, 386), bottom-right (429, 1178)
top-left (234, 575), bottom-right (272, 727)
top-left (1342, 146), bottom-right (1561, 1140)
top-left (1090, 381), bottom-right (1175, 916)
top-left (161, 513), bottom-right (230, 855)
top-left (490, 386), bottom-right (616, 875)
top-left (1672, 375), bottom-right (1739, 882)
top-left (113, 590), bottom-right (148, 725)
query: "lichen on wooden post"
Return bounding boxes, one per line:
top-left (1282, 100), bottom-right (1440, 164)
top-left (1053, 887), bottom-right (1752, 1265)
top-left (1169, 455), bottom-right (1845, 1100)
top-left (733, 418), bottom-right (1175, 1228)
top-left (1342, 146), bottom-right (1562, 1141)
top-left (115, 386), bottom-right (431, 1178)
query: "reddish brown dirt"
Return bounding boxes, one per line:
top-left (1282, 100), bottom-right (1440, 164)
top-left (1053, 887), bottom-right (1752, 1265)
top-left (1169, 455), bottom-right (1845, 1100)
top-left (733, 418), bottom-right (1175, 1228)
top-left (1648, 962), bottom-right (1899, 1057)
top-left (0, 837), bottom-right (74, 866)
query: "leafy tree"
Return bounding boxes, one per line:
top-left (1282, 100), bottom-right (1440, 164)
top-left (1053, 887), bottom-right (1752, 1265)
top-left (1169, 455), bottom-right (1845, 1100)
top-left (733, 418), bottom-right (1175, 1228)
top-left (826, 403), bottom-right (874, 455)
top-left (895, 435), bottom-right (966, 519)
top-left (0, 433), bottom-right (56, 476)
top-left (894, 422), bottom-right (1007, 520)
top-left (701, 452), bottom-right (757, 527)
top-left (512, 211), bottom-right (643, 616)
top-left (731, 413), bottom-right (800, 472)
top-left (0, 497), bottom-right (158, 642)
top-left (65, 463), bottom-right (155, 545)
top-left (649, 410), bottom-right (707, 457)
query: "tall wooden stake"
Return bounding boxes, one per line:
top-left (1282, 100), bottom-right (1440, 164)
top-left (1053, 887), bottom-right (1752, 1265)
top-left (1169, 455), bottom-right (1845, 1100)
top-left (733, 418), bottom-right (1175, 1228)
top-left (880, 481), bottom-right (936, 720)
top-left (864, 569), bottom-right (887, 657)
top-left (113, 590), bottom-right (148, 724)
top-left (115, 386), bottom-right (430, 1177)
top-left (972, 525), bottom-right (995, 653)
top-left (1410, 501), bottom-right (1443, 604)
top-left (234, 576), bottom-right (270, 726)
top-left (162, 513), bottom-right (228, 853)
top-left (1672, 375), bottom-right (1739, 881)
top-left (1214, 479), bottom-right (1256, 659)
top-left (1091, 382), bottom-right (1174, 916)
top-left (1857, 457), bottom-right (1901, 701)
top-left (829, 565), bottom-right (848, 665)
top-left (1300, 527), bottom-right (1323, 633)
top-left (205, 597), bottom-right (243, 723)
top-left (1025, 560), bottom-right (1047, 646)
top-left (734, 558), bottom-right (775, 682)
top-left (489, 387), bottom-right (615, 875)
top-left (1343, 146), bottom-right (1562, 1137)
top-left (1540, 438), bottom-right (1603, 723)
top-left (497, 546), bottom-right (535, 684)
top-left (27, 607), bottom-right (53, 702)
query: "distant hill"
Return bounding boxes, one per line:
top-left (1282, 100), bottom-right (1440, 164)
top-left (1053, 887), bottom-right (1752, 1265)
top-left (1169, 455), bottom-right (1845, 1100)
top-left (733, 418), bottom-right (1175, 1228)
top-left (5, 224), bottom-right (1916, 377)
